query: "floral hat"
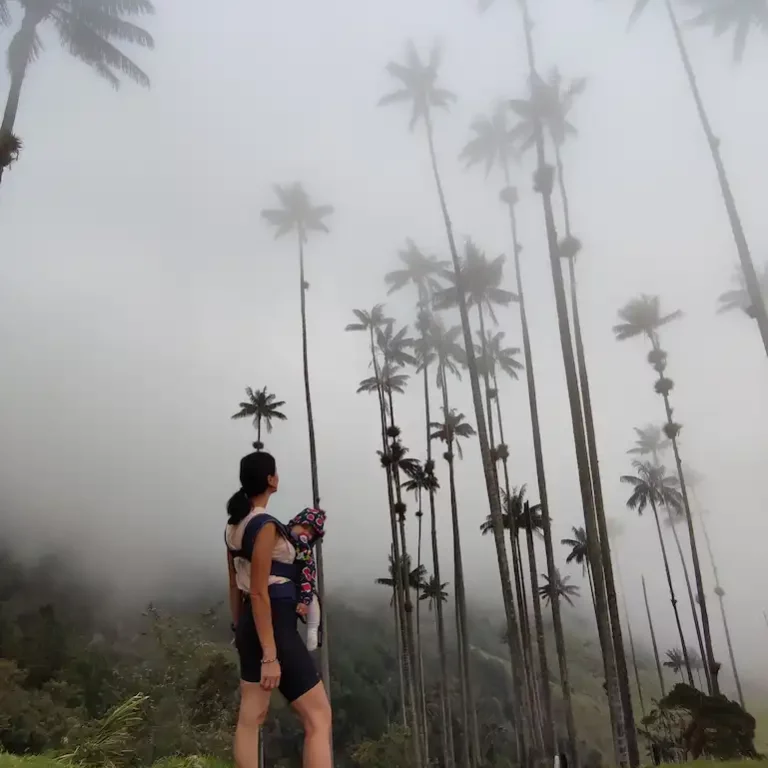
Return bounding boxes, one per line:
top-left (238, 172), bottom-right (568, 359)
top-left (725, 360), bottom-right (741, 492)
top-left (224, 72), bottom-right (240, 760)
top-left (288, 507), bottom-right (326, 540)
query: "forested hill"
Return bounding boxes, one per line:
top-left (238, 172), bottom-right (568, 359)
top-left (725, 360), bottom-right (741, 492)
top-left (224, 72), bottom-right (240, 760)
top-left (0, 548), bottom-right (764, 767)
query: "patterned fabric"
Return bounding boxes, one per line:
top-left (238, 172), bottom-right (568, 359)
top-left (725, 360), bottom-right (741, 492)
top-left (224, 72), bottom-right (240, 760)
top-left (287, 508), bottom-right (326, 606)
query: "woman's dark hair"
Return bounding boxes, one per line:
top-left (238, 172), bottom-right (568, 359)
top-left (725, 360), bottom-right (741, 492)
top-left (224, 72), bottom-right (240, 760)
top-left (226, 451), bottom-right (277, 524)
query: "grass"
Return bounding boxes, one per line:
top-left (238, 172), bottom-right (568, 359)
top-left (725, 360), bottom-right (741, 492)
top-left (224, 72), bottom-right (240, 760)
top-left (0, 757), bottom-right (230, 768)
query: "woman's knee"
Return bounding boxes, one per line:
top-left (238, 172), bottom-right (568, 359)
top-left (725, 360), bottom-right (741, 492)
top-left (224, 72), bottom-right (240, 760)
top-left (238, 682), bottom-right (270, 728)
top-left (294, 685), bottom-right (332, 736)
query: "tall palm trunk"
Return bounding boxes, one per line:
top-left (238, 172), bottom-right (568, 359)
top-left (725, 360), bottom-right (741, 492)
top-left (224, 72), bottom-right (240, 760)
top-left (514, 2), bottom-right (629, 763)
top-left (504, 186), bottom-right (578, 765)
top-left (615, 562), bottom-right (645, 718)
top-left (387, 383), bottom-right (425, 765)
top-left (298, 237), bottom-right (331, 704)
top-left (0, 9), bottom-right (41, 187)
top-left (662, 0), bottom-right (768, 358)
top-left (440, 372), bottom-right (474, 768)
top-left (479, 308), bottom-right (541, 750)
top-left (370, 331), bottom-right (421, 764)
top-left (491, 369), bottom-right (543, 751)
top-left (423, 356), bottom-right (455, 768)
top-left (648, 497), bottom-right (694, 685)
top-left (662, 506), bottom-right (709, 691)
top-left (415, 492), bottom-right (429, 763)
top-left (649, 338), bottom-right (719, 694)
top-left (696, 503), bottom-right (744, 707)
top-left (556, 144), bottom-right (640, 765)
top-left (393, 579), bottom-right (407, 724)
top-left (424, 107), bottom-right (529, 759)
top-left (642, 575), bottom-right (666, 696)
top-left (524, 502), bottom-right (555, 756)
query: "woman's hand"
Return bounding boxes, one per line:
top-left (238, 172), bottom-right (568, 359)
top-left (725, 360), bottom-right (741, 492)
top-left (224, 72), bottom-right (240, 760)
top-left (260, 658), bottom-right (281, 691)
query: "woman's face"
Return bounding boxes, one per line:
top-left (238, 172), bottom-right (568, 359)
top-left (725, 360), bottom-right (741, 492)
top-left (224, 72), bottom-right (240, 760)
top-left (268, 471), bottom-right (280, 494)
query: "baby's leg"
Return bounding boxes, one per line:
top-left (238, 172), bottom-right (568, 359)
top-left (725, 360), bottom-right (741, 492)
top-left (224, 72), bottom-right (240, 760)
top-left (305, 596), bottom-right (321, 652)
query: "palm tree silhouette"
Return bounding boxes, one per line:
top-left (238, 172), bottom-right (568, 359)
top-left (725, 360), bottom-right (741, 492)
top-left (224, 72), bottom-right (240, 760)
top-left (420, 574), bottom-right (449, 611)
top-left (621, 460), bottom-right (694, 686)
top-left (231, 387), bottom-right (287, 451)
top-left (687, 0), bottom-right (768, 62)
top-left (262, 182), bottom-right (333, 694)
top-left (539, 569), bottom-right (580, 607)
top-left (628, 425), bottom-right (670, 465)
top-left (0, 0), bottom-right (155, 185)
top-left (562, 526), bottom-right (595, 607)
top-left (380, 43), bottom-right (525, 762)
top-left (385, 247), bottom-right (455, 767)
top-left (718, 263), bottom-right (768, 320)
top-left (462, 91), bottom-right (576, 761)
top-left (479, 3), bottom-right (637, 758)
top-left (663, 648), bottom-right (686, 681)
top-left (615, 294), bottom-right (719, 694)
top-left (630, 0), bottom-right (768, 358)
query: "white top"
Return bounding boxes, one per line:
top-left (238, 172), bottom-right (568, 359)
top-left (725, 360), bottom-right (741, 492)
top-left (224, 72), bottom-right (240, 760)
top-left (225, 507), bottom-right (295, 594)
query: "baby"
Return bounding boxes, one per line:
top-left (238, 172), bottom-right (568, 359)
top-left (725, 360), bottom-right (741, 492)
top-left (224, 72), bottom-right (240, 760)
top-left (287, 507), bottom-right (326, 652)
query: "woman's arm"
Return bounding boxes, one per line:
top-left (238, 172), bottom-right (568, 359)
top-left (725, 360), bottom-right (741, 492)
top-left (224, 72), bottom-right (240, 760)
top-left (227, 551), bottom-right (241, 626)
top-left (249, 523), bottom-right (278, 663)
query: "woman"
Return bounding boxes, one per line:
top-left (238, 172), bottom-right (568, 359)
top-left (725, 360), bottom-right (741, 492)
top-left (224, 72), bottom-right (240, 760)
top-left (225, 451), bottom-right (332, 768)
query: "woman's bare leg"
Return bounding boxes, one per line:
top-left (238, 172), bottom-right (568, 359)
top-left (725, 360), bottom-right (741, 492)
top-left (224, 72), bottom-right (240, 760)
top-left (234, 680), bottom-right (272, 768)
top-left (291, 682), bottom-right (332, 768)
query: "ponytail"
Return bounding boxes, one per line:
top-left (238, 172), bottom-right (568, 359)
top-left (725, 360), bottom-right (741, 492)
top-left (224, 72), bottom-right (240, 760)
top-left (226, 488), bottom-right (251, 525)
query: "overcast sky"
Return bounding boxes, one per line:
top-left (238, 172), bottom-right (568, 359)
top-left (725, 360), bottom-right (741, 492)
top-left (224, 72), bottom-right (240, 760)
top-left (1, 0), bottom-right (767, 696)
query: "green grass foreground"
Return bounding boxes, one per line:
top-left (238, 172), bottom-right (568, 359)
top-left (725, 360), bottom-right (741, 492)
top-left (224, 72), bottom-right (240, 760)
top-left (0, 757), bottom-right (230, 768)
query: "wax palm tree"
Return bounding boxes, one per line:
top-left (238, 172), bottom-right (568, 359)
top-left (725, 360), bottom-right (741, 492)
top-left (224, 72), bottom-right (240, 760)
top-left (663, 648), bottom-right (686, 681)
top-left (642, 575), bottom-right (666, 695)
top-left (562, 526), bottom-right (595, 607)
top-left (684, 467), bottom-right (745, 706)
top-left (420, 574), bottom-right (449, 610)
top-left (376, 554), bottom-right (428, 604)
top-left (629, 0), bottom-right (768, 358)
top-left (462, 96), bottom-right (576, 762)
top-left (621, 460), bottom-right (693, 685)
top-left (628, 425), bottom-right (670, 465)
top-left (402, 458), bottom-right (440, 744)
top-left (357, 366), bottom-right (409, 398)
top-left (381, 43), bottom-right (526, 762)
top-left (718, 262), bottom-right (768, 320)
top-left (687, 0), bottom-right (768, 62)
top-left (478, 3), bottom-right (635, 760)
top-left (0, 0), bottom-right (155, 185)
top-left (263, 183), bottom-right (333, 690)
top-left (539, 569), bottom-right (580, 607)
top-left (518, 498), bottom-right (555, 751)
top-left (615, 294), bottom-right (719, 693)
top-left (230, 387), bottom-right (287, 450)
top-left (688, 648), bottom-right (706, 689)
top-left (431, 405), bottom-right (477, 767)
top-left (386, 240), bottom-right (448, 307)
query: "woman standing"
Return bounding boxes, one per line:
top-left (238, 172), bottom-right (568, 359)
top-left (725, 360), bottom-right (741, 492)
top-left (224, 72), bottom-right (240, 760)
top-left (225, 451), bottom-right (332, 768)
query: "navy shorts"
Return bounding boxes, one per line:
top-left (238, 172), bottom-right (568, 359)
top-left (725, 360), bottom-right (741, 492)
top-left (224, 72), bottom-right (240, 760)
top-left (236, 597), bottom-right (320, 703)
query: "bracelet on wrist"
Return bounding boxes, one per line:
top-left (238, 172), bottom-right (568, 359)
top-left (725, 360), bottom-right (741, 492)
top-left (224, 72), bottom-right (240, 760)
top-left (261, 656), bottom-right (277, 665)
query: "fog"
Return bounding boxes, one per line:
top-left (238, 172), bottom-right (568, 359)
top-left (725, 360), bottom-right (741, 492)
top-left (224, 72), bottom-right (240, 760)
top-left (1, 0), bottom-right (767, 695)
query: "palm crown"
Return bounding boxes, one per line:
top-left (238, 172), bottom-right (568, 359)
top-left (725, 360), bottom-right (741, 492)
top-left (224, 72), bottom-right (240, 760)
top-left (509, 69), bottom-right (586, 151)
top-left (419, 574), bottom-right (449, 609)
top-left (261, 183), bottom-right (333, 243)
top-left (628, 425), bottom-right (670, 462)
top-left (357, 364), bottom-right (409, 397)
top-left (430, 407), bottom-right (476, 459)
top-left (480, 485), bottom-right (527, 537)
top-left (539, 569), bottom-right (580, 607)
top-left (231, 387), bottom-right (287, 448)
top-left (461, 102), bottom-right (517, 177)
top-left (346, 305), bottom-right (393, 335)
top-left (621, 460), bottom-right (683, 514)
top-left (474, 330), bottom-right (523, 381)
top-left (613, 294), bottom-right (682, 345)
top-left (376, 554), bottom-right (427, 605)
top-left (663, 647), bottom-right (685, 673)
top-left (687, 0), bottom-right (768, 62)
top-left (718, 263), bottom-right (768, 318)
top-left (433, 240), bottom-right (518, 322)
top-left (376, 323), bottom-right (417, 369)
top-left (562, 526), bottom-right (590, 575)
top-left (385, 240), bottom-right (448, 305)
top-left (379, 41), bottom-right (456, 130)
top-left (5, 0), bottom-right (155, 91)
